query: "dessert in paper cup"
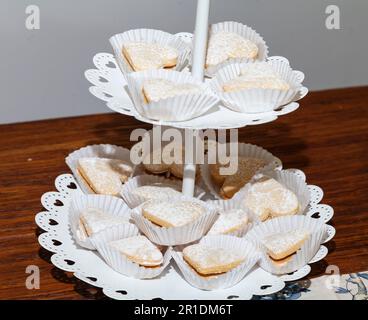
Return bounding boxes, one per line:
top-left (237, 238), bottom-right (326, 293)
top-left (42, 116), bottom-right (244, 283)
top-left (90, 224), bottom-right (172, 279)
top-left (109, 28), bottom-right (191, 76)
top-left (65, 144), bottom-right (134, 195)
top-left (172, 235), bottom-right (261, 290)
top-left (131, 136), bottom-right (202, 181)
top-left (69, 194), bottom-right (135, 250)
top-left (206, 196), bottom-right (255, 237)
top-left (131, 197), bottom-right (218, 246)
top-left (200, 143), bottom-right (282, 199)
top-left (245, 215), bottom-right (328, 275)
top-left (121, 174), bottom-right (205, 208)
top-left (204, 21), bottom-right (269, 77)
top-left (210, 57), bottom-right (308, 113)
top-left (125, 69), bottom-right (219, 122)
top-left (234, 170), bottom-right (311, 223)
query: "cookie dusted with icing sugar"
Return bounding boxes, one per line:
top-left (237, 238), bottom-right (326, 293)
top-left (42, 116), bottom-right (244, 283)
top-left (183, 243), bottom-right (245, 275)
top-left (142, 79), bottom-right (201, 103)
top-left (142, 200), bottom-right (205, 228)
top-left (217, 157), bottom-right (267, 199)
top-left (78, 157), bottom-right (133, 196)
top-left (262, 230), bottom-right (309, 261)
top-left (207, 209), bottom-right (248, 235)
top-left (122, 42), bottom-right (178, 71)
top-left (223, 76), bottom-right (290, 92)
top-left (223, 62), bottom-right (290, 93)
top-left (131, 184), bottom-right (182, 201)
top-left (79, 208), bottom-right (130, 237)
top-left (109, 235), bottom-right (163, 267)
top-left (244, 178), bottom-right (300, 221)
top-left (206, 31), bottom-right (259, 68)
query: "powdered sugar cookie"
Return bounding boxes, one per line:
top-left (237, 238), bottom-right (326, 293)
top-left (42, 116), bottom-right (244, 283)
top-left (223, 62), bottom-right (290, 92)
top-left (206, 31), bottom-right (258, 69)
top-left (207, 209), bottom-right (248, 235)
top-left (244, 177), bottom-right (300, 221)
top-left (131, 184), bottom-right (181, 201)
top-left (262, 230), bottom-right (309, 260)
top-left (183, 243), bottom-right (245, 275)
top-left (122, 42), bottom-right (178, 71)
top-left (109, 235), bottom-right (163, 267)
top-left (142, 199), bottom-right (205, 228)
top-left (78, 157), bottom-right (133, 196)
top-left (142, 78), bottom-right (201, 103)
top-left (80, 208), bottom-right (130, 237)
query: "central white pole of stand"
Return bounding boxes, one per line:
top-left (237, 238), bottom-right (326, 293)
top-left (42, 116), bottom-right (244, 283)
top-left (182, 0), bottom-right (210, 196)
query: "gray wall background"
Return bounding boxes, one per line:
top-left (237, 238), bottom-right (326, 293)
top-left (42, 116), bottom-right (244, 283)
top-left (1, 0), bottom-right (367, 124)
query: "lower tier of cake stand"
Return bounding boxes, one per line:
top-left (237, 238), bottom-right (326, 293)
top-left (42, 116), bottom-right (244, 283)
top-left (35, 171), bottom-right (334, 300)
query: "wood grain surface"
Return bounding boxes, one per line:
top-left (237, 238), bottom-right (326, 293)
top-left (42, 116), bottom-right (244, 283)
top-left (0, 86), bottom-right (367, 299)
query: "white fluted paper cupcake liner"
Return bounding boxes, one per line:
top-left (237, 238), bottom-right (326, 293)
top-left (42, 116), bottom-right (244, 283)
top-left (172, 235), bottom-right (261, 290)
top-left (210, 56), bottom-right (307, 113)
top-left (125, 69), bottom-right (219, 122)
top-left (200, 143), bottom-right (282, 199)
top-left (65, 144), bottom-right (134, 195)
top-left (90, 224), bottom-right (171, 279)
top-left (234, 169), bottom-right (311, 219)
top-left (206, 196), bottom-right (256, 237)
top-left (204, 21), bottom-right (269, 77)
top-left (109, 28), bottom-right (191, 76)
top-left (121, 174), bottom-right (205, 208)
top-left (245, 215), bottom-right (328, 275)
top-left (69, 194), bottom-right (135, 250)
top-left (131, 197), bottom-right (218, 246)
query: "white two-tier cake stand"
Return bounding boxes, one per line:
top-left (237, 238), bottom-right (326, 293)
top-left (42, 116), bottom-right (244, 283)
top-left (35, 0), bottom-right (335, 299)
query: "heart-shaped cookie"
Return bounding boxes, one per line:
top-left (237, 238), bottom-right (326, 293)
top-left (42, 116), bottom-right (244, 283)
top-left (142, 199), bottom-right (205, 228)
top-left (142, 78), bottom-right (201, 103)
top-left (122, 42), bottom-right (178, 71)
top-left (243, 178), bottom-right (300, 221)
top-left (223, 62), bottom-right (290, 92)
top-left (206, 31), bottom-right (259, 68)
top-left (109, 235), bottom-right (163, 266)
top-left (183, 243), bottom-right (246, 275)
top-left (262, 230), bottom-right (309, 261)
top-left (78, 157), bottom-right (133, 196)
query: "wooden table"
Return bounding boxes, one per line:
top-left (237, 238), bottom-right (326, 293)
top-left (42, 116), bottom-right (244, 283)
top-left (0, 86), bottom-right (367, 299)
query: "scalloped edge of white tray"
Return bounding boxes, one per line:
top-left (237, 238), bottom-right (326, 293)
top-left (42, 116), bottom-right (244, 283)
top-left (35, 169), bottom-right (335, 300)
top-left (84, 33), bottom-right (306, 130)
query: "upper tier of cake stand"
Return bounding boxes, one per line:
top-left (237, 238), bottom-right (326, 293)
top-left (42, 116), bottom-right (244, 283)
top-left (85, 33), bottom-right (307, 130)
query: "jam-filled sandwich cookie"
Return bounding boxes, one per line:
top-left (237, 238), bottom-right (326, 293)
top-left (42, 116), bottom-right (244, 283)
top-left (244, 177), bottom-right (300, 221)
top-left (122, 42), bottom-right (179, 71)
top-left (142, 79), bottom-right (201, 103)
top-left (131, 184), bottom-right (182, 202)
top-left (207, 209), bottom-right (248, 235)
top-left (142, 199), bottom-right (206, 228)
top-left (222, 62), bottom-right (290, 93)
top-left (77, 157), bottom-right (133, 196)
top-left (78, 208), bottom-right (130, 239)
top-left (109, 235), bottom-right (163, 267)
top-left (183, 243), bottom-right (245, 276)
top-left (206, 31), bottom-right (259, 70)
top-left (261, 230), bottom-right (309, 267)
